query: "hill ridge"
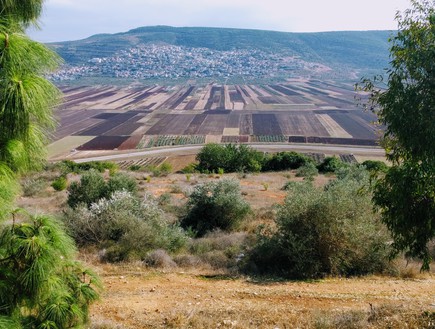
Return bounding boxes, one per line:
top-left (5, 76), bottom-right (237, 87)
top-left (50, 26), bottom-right (392, 83)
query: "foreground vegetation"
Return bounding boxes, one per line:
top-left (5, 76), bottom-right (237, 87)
top-left (17, 160), bottom-right (435, 329)
top-left (22, 155), bottom-right (435, 277)
top-left (0, 1), bottom-right (101, 328)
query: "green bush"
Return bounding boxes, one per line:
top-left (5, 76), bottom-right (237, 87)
top-left (361, 160), bottom-right (389, 173)
top-left (196, 143), bottom-right (264, 173)
top-left (67, 170), bottom-right (107, 208)
top-left (263, 152), bottom-right (314, 171)
top-left (317, 156), bottom-right (346, 173)
top-left (105, 172), bottom-right (138, 196)
top-left (159, 162), bottom-right (173, 176)
top-left (181, 179), bottom-right (251, 237)
top-left (145, 162), bottom-right (173, 177)
top-left (128, 164), bottom-right (143, 171)
top-left (59, 160), bottom-right (118, 175)
top-left (247, 170), bottom-right (392, 279)
top-left (51, 176), bottom-right (68, 191)
top-left (181, 163), bottom-right (198, 174)
top-left (63, 191), bottom-right (187, 262)
top-left (295, 162), bottom-right (319, 179)
top-left (67, 170), bottom-right (138, 208)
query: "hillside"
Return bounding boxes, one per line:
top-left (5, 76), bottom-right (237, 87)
top-left (17, 166), bottom-right (435, 329)
top-left (49, 26), bottom-right (392, 83)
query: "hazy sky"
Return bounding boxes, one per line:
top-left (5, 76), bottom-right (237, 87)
top-left (29, 0), bottom-right (411, 42)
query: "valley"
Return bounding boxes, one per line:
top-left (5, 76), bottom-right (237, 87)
top-left (50, 79), bottom-right (381, 162)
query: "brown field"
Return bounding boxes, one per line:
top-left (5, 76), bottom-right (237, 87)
top-left (50, 80), bottom-right (380, 159)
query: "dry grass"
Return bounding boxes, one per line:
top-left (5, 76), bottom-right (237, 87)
top-left (87, 264), bottom-right (435, 329)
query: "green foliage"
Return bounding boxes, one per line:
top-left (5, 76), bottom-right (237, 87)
top-left (67, 170), bottom-right (138, 208)
top-left (263, 151), bottom-right (313, 171)
top-left (359, 0), bottom-right (435, 270)
top-left (59, 160), bottom-right (118, 175)
top-left (361, 160), bottom-right (388, 173)
top-left (128, 164), bottom-right (142, 171)
top-left (295, 162), bottom-right (319, 179)
top-left (105, 172), bottom-right (137, 196)
top-left (0, 0), bottom-right (62, 216)
top-left (51, 176), bottom-right (67, 191)
top-left (181, 162), bottom-right (197, 174)
top-left (67, 170), bottom-right (106, 208)
top-left (372, 163), bottom-right (435, 268)
top-left (0, 2), bottom-right (102, 327)
top-left (145, 162), bottom-right (173, 177)
top-left (0, 213), bottom-right (101, 328)
top-left (196, 143), bottom-right (264, 173)
top-left (317, 156), bottom-right (346, 173)
top-left (181, 179), bottom-right (251, 237)
top-left (63, 191), bottom-right (187, 262)
top-left (0, 164), bottom-right (19, 219)
top-left (247, 170), bottom-right (392, 279)
top-left (159, 162), bottom-right (173, 176)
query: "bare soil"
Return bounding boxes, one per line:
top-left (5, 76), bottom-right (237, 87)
top-left (89, 263), bottom-right (435, 329)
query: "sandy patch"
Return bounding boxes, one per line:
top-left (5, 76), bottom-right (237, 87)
top-left (223, 128), bottom-right (240, 136)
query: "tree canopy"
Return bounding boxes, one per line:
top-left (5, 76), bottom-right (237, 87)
top-left (0, 1), bottom-right (101, 327)
top-left (361, 0), bottom-right (435, 270)
top-left (0, 0), bottom-right (61, 216)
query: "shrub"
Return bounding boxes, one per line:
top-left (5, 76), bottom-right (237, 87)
top-left (317, 156), bottom-right (346, 173)
top-left (21, 177), bottom-right (48, 197)
top-left (105, 172), bottom-right (138, 196)
top-left (159, 162), bottom-right (173, 176)
top-left (247, 171), bottom-right (392, 279)
top-left (64, 191), bottom-right (188, 262)
top-left (196, 143), bottom-right (264, 173)
top-left (67, 170), bottom-right (106, 208)
top-left (181, 163), bottom-right (197, 174)
top-left (51, 176), bottom-right (68, 191)
top-left (361, 160), bottom-right (389, 173)
top-left (67, 170), bottom-right (138, 208)
top-left (263, 151), bottom-right (314, 171)
top-left (295, 162), bottom-right (319, 179)
top-left (144, 249), bottom-right (177, 268)
top-left (188, 231), bottom-right (248, 269)
top-left (59, 160), bottom-right (118, 175)
top-left (181, 179), bottom-right (251, 237)
top-left (128, 164), bottom-right (143, 171)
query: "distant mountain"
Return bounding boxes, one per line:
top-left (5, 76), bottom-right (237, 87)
top-left (49, 26), bottom-right (393, 83)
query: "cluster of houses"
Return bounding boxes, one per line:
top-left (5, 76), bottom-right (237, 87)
top-left (50, 44), bottom-right (315, 81)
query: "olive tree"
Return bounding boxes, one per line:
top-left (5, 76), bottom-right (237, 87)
top-left (181, 179), bottom-right (251, 237)
top-left (360, 0), bottom-right (435, 269)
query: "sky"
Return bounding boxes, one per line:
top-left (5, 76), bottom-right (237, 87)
top-left (29, 0), bottom-right (411, 42)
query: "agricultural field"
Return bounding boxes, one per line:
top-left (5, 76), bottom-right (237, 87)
top-left (50, 79), bottom-right (380, 159)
